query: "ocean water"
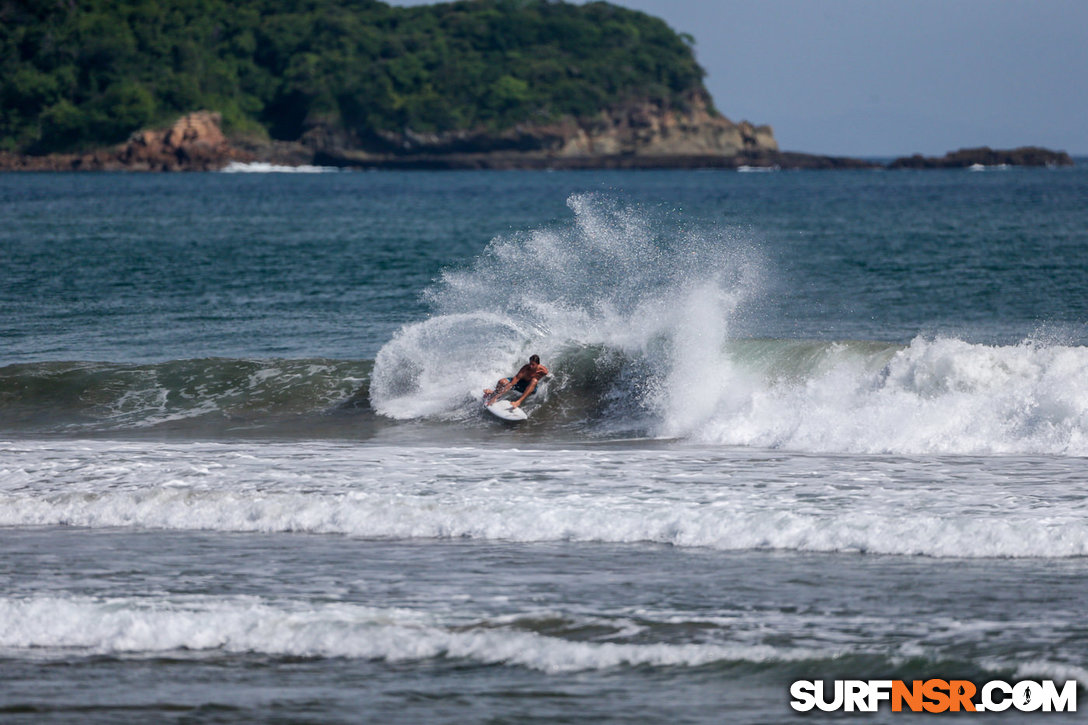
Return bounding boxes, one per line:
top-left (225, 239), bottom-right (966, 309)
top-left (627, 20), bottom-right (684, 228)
top-left (2, 165), bottom-right (1087, 723)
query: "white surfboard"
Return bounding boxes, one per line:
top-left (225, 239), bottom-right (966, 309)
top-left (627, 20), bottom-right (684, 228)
top-left (484, 398), bottom-right (528, 421)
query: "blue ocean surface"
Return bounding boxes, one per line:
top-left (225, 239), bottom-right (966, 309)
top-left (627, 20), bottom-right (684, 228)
top-left (2, 166), bottom-right (1087, 722)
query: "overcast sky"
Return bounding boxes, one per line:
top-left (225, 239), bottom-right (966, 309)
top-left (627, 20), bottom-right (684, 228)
top-left (389, 0), bottom-right (1088, 156)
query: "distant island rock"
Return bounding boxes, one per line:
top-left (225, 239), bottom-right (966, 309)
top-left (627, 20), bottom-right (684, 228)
top-left (888, 146), bottom-right (1074, 169)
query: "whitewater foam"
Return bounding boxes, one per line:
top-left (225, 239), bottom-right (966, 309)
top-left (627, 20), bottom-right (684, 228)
top-left (695, 336), bottom-right (1088, 455)
top-left (4, 594), bottom-right (1083, 682)
top-left (219, 162), bottom-right (339, 173)
top-left (11, 192), bottom-right (1087, 456)
top-left (0, 595), bottom-right (843, 671)
top-left (4, 440), bottom-right (1086, 558)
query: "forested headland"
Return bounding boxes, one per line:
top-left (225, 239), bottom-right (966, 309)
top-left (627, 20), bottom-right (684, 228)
top-left (1, 0), bottom-right (715, 155)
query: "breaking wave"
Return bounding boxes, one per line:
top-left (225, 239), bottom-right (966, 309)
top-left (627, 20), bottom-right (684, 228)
top-left (367, 194), bottom-right (1088, 456)
top-left (7, 195), bottom-right (1088, 454)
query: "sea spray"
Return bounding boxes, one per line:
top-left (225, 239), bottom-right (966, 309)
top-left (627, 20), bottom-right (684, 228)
top-left (370, 312), bottom-right (526, 420)
top-left (369, 194), bottom-right (765, 426)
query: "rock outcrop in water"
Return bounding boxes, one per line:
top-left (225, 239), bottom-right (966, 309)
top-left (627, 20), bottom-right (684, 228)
top-left (116, 111), bottom-right (250, 171)
top-left (888, 146), bottom-right (1074, 169)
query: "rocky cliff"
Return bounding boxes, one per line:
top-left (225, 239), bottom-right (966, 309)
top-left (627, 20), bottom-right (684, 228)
top-left (336, 94), bottom-right (774, 157)
top-left (261, 93), bottom-right (781, 170)
top-left (0, 112), bottom-right (251, 171)
top-left (1, 98), bottom-right (785, 171)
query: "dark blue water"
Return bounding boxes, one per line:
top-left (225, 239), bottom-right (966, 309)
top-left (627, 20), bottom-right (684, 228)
top-left (3, 167), bottom-right (1086, 365)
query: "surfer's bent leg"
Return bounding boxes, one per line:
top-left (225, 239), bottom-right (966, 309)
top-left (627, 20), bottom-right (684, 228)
top-left (485, 378), bottom-right (512, 404)
top-left (510, 379), bottom-right (537, 408)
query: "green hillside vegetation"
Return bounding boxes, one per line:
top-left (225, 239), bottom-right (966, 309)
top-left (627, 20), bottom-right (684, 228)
top-left (0, 0), bottom-right (709, 154)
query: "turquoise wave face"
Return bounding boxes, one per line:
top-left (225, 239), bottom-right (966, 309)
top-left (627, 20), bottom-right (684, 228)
top-left (0, 358), bottom-right (373, 436)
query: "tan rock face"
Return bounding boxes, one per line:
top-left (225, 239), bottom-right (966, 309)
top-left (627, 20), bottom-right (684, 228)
top-left (557, 94), bottom-right (778, 158)
top-left (119, 111), bottom-right (244, 170)
top-left (347, 93), bottom-right (779, 162)
top-left (162, 111), bottom-right (229, 150)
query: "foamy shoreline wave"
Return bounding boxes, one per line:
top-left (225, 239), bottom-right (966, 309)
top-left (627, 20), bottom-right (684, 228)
top-left (4, 487), bottom-right (1084, 558)
top-left (3, 440), bottom-right (1086, 559)
top-left (0, 595), bottom-right (818, 672)
top-left (4, 595), bottom-right (1083, 682)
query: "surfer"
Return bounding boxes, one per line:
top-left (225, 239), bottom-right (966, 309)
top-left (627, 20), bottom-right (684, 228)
top-left (484, 354), bottom-right (549, 408)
